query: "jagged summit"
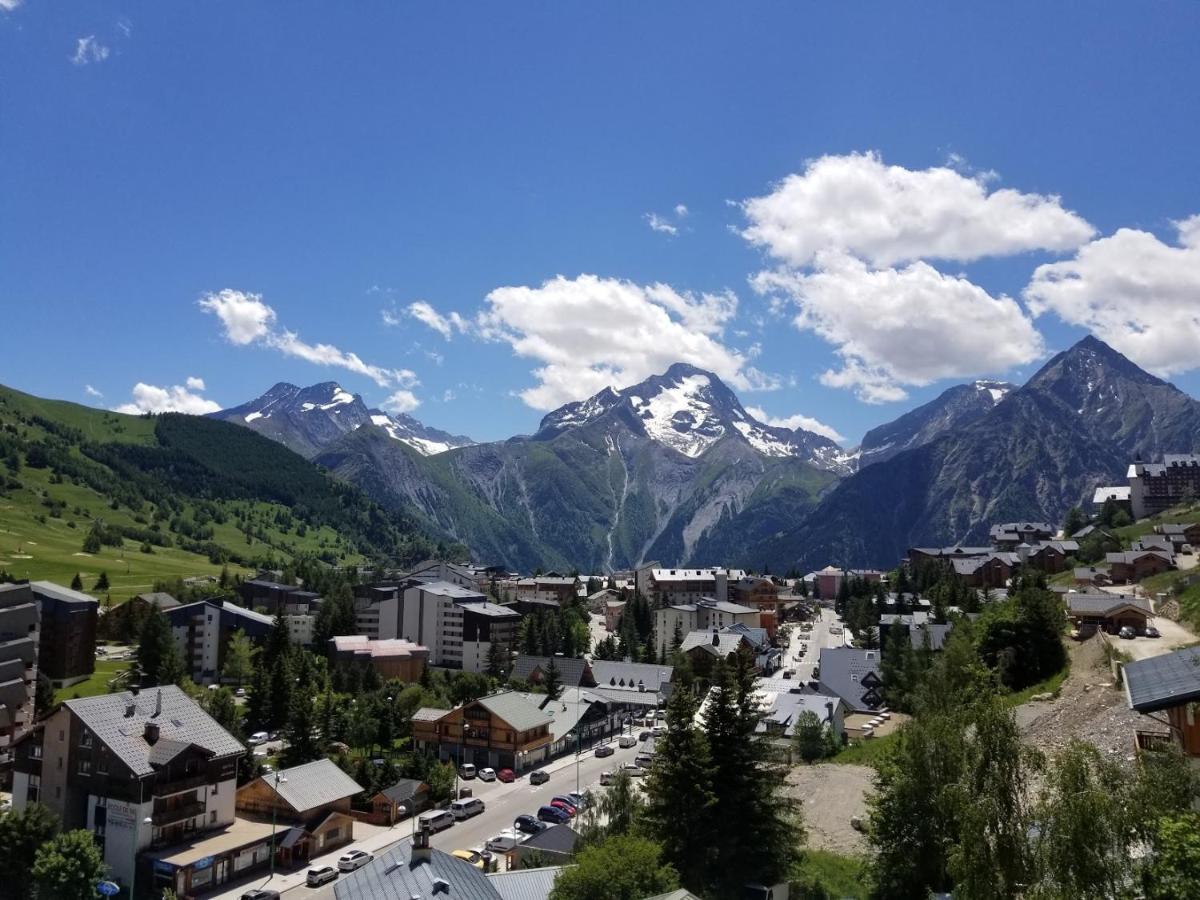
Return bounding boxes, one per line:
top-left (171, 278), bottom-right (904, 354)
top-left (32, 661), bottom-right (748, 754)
top-left (536, 364), bottom-right (849, 472)
top-left (212, 382), bottom-right (474, 459)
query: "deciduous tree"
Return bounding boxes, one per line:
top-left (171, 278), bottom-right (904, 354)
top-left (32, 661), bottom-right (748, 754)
top-left (549, 834), bottom-right (679, 900)
top-left (31, 829), bottom-right (108, 900)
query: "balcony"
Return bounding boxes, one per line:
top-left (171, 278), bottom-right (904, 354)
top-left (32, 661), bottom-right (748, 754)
top-left (153, 773), bottom-right (210, 796)
top-left (152, 800), bottom-right (206, 826)
top-left (1135, 730), bottom-right (1176, 754)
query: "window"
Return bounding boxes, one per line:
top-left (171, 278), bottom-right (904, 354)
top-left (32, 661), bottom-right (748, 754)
top-left (210, 811), bottom-right (217, 824)
top-left (78, 759), bottom-right (92, 776)
top-left (97, 756), bottom-right (108, 775)
top-left (212, 782), bottom-right (218, 795)
top-left (79, 729), bottom-right (93, 748)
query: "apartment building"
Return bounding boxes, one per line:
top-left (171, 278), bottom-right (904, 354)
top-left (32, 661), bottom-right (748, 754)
top-left (398, 581), bottom-right (519, 672)
top-left (654, 596), bottom-right (760, 657)
top-left (162, 600), bottom-right (274, 684)
top-left (30, 581), bottom-right (97, 688)
top-left (0, 583), bottom-right (39, 779)
top-left (635, 566), bottom-right (746, 605)
top-left (1129, 454), bottom-right (1200, 520)
top-left (12, 685), bottom-right (245, 893)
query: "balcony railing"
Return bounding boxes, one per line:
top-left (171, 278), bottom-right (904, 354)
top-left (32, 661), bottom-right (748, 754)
top-left (153, 774), bottom-right (210, 796)
top-left (152, 800), bottom-right (205, 826)
top-left (1135, 730), bottom-right (1176, 754)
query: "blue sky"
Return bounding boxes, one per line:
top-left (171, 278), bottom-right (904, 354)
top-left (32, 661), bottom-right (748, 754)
top-left (3, 2), bottom-right (1199, 445)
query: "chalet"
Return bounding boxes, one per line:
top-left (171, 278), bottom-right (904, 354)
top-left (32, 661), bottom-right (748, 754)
top-left (366, 778), bottom-right (429, 824)
top-left (1065, 593), bottom-right (1152, 635)
top-left (1093, 484), bottom-right (1132, 510)
top-left (817, 647), bottom-right (884, 713)
top-left (12, 685), bottom-right (245, 895)
top-left (990, 522), bottom-right (1056, 550)
top-left (1023, 540), bottom-right (1080, 574)
top-left (680, 624), bottom-right (777, 676)
top-left (410, 692), bottom-right (553, 772)
top-left (1132, 534), bottom-right (1175, 556)
top-left (1073, 566), bottom-right (1112, 588)
top-left (1105, 549), bottom-right (1174, 583)
top-left (950, 552), bottom-right (1017, 589)
top-left (906, 546), bottom-right (992, 569)
top-left (754, 677), bottom-right (846, 739)
top-left (1155, 522), bottom-right (1200, 550)
top-left (514, 576), bottom-right (579, 605)
top-left (235, 758), bottom-right (363, 868)
top-left (506, 823), bottom-right (582, 869)
top-left (589, 659), bottom-right (674, 707)
top-left (1125, 646), bottom-right (1200, 758)
top-left (731, 577), bottom-right (784, 638)
top-left (510, 655), bottom-right (594, 689)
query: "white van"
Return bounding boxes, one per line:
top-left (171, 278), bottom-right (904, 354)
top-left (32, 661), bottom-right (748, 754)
top-left (459, 763), bottom-right (477, 780)
top-left (450, 797), bottom-right (486, 820)
top-left (248, 731), bottom-right (269, 746)
top-left (618, 734), bottom-right (637, 748)
top-left (418, 809), bottom-right (456, 833)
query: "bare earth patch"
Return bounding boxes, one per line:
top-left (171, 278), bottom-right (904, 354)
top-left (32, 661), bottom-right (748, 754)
top-left (786, 763), bottom-right (873, 855)
top-left (1016, 634), bottom-right (1156, 765)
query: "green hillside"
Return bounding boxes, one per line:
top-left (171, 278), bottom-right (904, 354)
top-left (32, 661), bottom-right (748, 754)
top-left (0, 384), bottom-right (451, 602)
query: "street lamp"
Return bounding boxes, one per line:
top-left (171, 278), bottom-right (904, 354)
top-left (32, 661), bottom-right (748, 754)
top-left (129, 815), bottom-right (151, 900)
top-left (268, 773), bottom-right (288, 881)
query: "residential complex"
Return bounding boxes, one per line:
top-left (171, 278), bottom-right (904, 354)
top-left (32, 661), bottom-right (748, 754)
top-left (0, 583), bottom-right (38, 778)
top-left (30, 580), bottom-right (97, 688)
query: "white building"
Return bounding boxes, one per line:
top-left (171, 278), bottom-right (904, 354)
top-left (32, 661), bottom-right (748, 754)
top-left (654, 597), bottom-right (761, 657)
top-left (399, 580), bottom-right (520, 671)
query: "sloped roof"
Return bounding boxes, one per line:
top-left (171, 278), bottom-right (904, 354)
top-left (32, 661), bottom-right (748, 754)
top-left (30, 580), bottom-right (98, 606)
top-left (679, 630), bottom-right (746, 657)
top-left (377, 778), bottom-right (425, 803)
top-left (267, 758), bottom-right (363, 813)
top-left (66, 686), bottom-right (244, 777)
top-left (412, 707), bottom-right (450, 722)
top-left (511, 655), bottom-right (592, 688)
top-left (1065, 594), bottom-right (1151, 617)
top-left (817, 647), bottom-right (883, 713)
top-left (332, 840), bottom-right (499, 900)
top-left (520, 824), bottom-right (581, 855)
top-left (590, 660), bottom-right (673, 693)
top-left (488, 868), bottom-right (562, 900)
top-left (909, 623), bottom-right (952, 651)
top-left (1125, 646), bottom-right (1200, 713)
top-left (476, 692), bottom-right (553, 733)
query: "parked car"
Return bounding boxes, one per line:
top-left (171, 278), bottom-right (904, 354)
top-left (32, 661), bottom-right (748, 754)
top-left (234, 687), bottom-right (246, 697)
top-left (497, 768), bottom-right (516, 783)
top-left (635, 753), bottom-right (654, 768)
top-left (638, 731), bottom-right (651, 742)
top-left (306, 866), bottom-right (338, 887)
top-left (239, 891), bottom-right (280, 900)
top-left (247, 731), bottom-right (269, 746)
top-left (451, 849), bottom-right (485, 870)
top-left (530, 769), bottom-right (550, 785)
top-left (618, 734), bottom-right (637, 748)
top-left (450, 797), bottom-right (486, 820)
top-left (652, 724), bottom-right (666, 737)
top-left (552, 794), bottom-right (580, 811)
top-left (620, 762), bottom-right (645, 777)
top-left (549, 799), bottom-right (577, 816)
top-left (477, 767), bottom-right (497, 782)
top-left (594, 744), bottom-right (614, 758)
top-left (459, 763), bottom-right (477, 779)
top-left (566, 792), bottom-right (587, 809)
top-left (600, 771), bottom-right (613, 785)
top-left (537, 804), bottom-right (571, 824)
top-left (1119, 626), bottom-right (1137, 639)
top-left (781, 670), bottom-right (793, 679)
top-left (337, 850), bottom-right (373, 872)
top-left (485, 830), bottom-right (525, 853)
top-left (417, 809), bottom-right (456, 833)
top-left (513, 814), bottom-right (546, 834)
top-left (1144, 626), bottom-right (1161, 638)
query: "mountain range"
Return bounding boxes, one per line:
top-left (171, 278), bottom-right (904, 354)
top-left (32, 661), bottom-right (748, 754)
top-left (214, 336), bottom-right (1200, 573)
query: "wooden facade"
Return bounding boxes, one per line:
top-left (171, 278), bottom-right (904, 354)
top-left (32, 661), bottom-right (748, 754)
top-left (411, 700), bottom-right (552, 772)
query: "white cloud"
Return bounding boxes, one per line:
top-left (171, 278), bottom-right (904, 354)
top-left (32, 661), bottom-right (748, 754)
top-left (115, 381), bottom-right (221, 415)
top-left (84, 384), bottom-right (103, 399)
top-left (644, 213), bottom-right (678, 236)
top-left (752, 254), bottom-right (1044, 403)
top-left (478, 274), bottom-right (776, 410)
top-left (674, 204), bottom-right (689, 218)
top-left (1024, 216), bottom-right (1200, 376)
top-left (0, 0), bottom-right (22, 12)
top-left (381, 308), bottom-right (402, 327)
top-left (407, 301), bottom-right (467, 340)
top-left (71, 36), bottom-right (111, 66)
top-left (740, 151), bottom-right (1095, 268)
top-left (442, 389), bottom-right (457, 402)
top-left (381, 389), bottom-right (420, 414)
top-left (198, 289), bottom-right (276, 344)
top-left (185, 376), bottom-right (205, 391)
top-left (199, 288), bottom-right (418, 389)
top-left (746, 405), bottom-right (845, 443)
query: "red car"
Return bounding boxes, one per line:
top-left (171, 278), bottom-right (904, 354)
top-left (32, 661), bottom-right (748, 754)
top-left (497, 768), bottom-right (515, 783)
top-left (549, 799), bottom-right (577, 817)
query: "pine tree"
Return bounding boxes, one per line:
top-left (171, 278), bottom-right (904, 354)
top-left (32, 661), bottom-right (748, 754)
top-left (69, 572), bottom-right (82, 591)
top-left (94, 571), bottom-right (109, 591)
top-left (641, 683), bottom-right (716, 889)
top-left (486, 639), bottom-right (510, 679)
top-left (136, 608), bottom-right (184, 686)
top-left (542, 658), bottom-right (562, 701)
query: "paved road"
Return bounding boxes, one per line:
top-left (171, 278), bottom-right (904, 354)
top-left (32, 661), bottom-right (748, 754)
top-left (214, 736), bottom-right (649, 900)
top-left (786, 606), bottom-right (842, 684)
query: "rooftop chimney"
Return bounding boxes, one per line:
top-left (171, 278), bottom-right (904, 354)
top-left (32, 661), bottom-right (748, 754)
top-left (411, 820), bottom-right (433, 865)
top-left (144, 722), bottom-right (160, 745)
top-left (154, 689), bottom-right (162, 718)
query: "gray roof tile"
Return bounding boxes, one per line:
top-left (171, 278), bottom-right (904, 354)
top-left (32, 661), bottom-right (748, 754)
top-left (268, 758), bottom-right (363, 812)
top-left (476, 692), bottom-right (553, 733)
top-left (1125, 646), bottom-right (1200, 713)
top-left (334, 839), bottom-right (500, 900)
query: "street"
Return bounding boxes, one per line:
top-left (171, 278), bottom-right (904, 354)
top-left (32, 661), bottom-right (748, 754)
top-left (208, 735), bottom-right (648, 900)
top-left (785, 606), bottom-right (843, 684)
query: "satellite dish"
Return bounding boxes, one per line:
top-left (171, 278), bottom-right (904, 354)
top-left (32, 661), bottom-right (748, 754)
top-left (97, 883), bottom-right (121, 897)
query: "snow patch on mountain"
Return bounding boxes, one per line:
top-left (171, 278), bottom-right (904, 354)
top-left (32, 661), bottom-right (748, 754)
top-left (244, 411), bottom-right (264, 423)
top-left (629, 374), bottom-right (726, 458)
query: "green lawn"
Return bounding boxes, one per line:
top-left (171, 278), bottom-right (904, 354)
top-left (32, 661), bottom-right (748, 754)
top-left (829, 731), bottom-right (898, 768)
top-left (1004, 663), bottom-right (1070, 708)
top-left (793, 850), bottom-right (870, 899)
top-left (55, 658), bottom-right (131, 703)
